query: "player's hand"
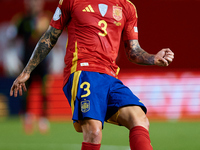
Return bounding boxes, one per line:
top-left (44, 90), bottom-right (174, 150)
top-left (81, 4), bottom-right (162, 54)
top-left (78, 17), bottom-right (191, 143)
top-left (10, 72), bottom-right (30, 97)
top-left (154, 48), bottom-right (174, 66)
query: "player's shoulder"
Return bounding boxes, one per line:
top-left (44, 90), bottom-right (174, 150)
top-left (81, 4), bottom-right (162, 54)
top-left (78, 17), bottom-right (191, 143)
top-left (118, 0), bottom-right (137, 12)
top-left (123, 0), bottom-right (137, 9)
top-left (120, 0), bottom-right (137, 16)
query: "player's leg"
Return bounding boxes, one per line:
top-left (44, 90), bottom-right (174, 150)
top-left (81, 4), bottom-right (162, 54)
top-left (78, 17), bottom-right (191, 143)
top-left (117, 106), bottom-right (153, 150)
top-left (117, 106), bottom-right (149, 130)
top-left (80, 118), bottom-right (102, 150)
top-left (106, 77), bottom-right (153, 150)
top-left (63, 71), bottom-right (110, 150)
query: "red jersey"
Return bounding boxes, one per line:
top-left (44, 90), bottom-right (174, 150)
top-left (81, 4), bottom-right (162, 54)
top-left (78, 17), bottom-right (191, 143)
top-left (50, 0), bottom-right (138, 85)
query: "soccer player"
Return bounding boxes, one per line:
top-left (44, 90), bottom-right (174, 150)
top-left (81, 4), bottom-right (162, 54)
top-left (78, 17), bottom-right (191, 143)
top-left (10, 0), bottom-right (174, 149)
top-left (8, 0), bottom-right (51, 134)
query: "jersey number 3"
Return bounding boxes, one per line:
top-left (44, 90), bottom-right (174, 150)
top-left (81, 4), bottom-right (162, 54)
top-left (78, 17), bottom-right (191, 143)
top-left (98, 20), bottom-right (107, 37)
top-left (80, 82), bottom-right (91, 98)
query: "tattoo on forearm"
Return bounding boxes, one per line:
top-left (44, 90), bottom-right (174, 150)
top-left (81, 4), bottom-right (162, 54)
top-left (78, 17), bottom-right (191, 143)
top-left (124, 40), bottom-right (155, 65)
top-left (24, 27), bottom-right (62, 74)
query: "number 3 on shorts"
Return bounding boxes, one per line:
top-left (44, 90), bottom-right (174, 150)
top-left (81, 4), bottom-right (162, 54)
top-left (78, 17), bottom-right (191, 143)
top-left (80, 82), bottom-right (91, 98)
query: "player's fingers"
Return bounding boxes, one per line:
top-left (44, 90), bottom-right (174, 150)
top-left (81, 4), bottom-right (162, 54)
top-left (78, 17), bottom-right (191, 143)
top-left (164, 56), bottom-right (173, 63)
top-left (164, 48), bottom-right (173, 53)
top-left (14, 89), bottom-right (18, 97)
top-left (10, 85), bottom-right (14, 96)
top-left (165, 53), bottom-right (174, 62)
top-left (166, 52), bottom-right (174, 56)
top-left (10, 80), bottom-right (18, 97)
top-left (168, 53), bottom-right (174, 59)
top-left (165, 55), bottom-right (174, 60)
top-left (165, 50), bottom-right (174, 57)
top-left (159, 57), bottom-right (169, 66)
top-left (22, 83), bottom-right (27, 92)
top-left (19, 84), bottom-right (23, 96)
top-left (14, 84), bottom-right (19, 97)
top-left (166, 52), bottom-right (174, 58)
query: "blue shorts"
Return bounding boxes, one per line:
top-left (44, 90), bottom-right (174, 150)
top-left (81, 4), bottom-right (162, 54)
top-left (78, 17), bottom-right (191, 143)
top-left (63, 71), bottom-right (146, 128)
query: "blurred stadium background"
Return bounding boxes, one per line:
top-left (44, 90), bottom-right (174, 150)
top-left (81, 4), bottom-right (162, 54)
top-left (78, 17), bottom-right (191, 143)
top-left (0, 0), bottom-right (200, 150)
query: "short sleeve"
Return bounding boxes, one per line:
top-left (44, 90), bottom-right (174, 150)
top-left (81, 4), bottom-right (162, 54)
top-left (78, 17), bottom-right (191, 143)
top-left (50, 0), bottom-right (71, 30)
top-left (123, 1), bottom-right (138, 41)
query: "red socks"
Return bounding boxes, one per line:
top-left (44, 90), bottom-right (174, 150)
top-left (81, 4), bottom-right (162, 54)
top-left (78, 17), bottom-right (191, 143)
top-left (81, 142), bottom-right (101, 150)
top-left (129, 126), bottom-right (153, 150)
top-left (81, 126), bottom-right (152, 150)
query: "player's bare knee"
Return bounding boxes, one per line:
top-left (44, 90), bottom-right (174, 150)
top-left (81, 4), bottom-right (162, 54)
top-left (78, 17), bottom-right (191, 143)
top-left (81, 119), bottom-right (102, 144)
top-left (90, 128), bottom-right (101, 140)
top-left (83, 127), bottom-right (102, 143)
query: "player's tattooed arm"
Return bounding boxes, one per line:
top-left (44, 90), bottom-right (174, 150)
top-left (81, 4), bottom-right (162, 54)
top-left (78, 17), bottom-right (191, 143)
top-left (124, 40), bottom-right (155, 65)
top-left (23, 26), bottom-right (62, 74)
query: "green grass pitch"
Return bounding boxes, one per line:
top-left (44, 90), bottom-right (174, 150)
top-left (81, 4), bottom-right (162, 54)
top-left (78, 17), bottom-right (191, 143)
top-left (0, 118), bottom-right (200, 150)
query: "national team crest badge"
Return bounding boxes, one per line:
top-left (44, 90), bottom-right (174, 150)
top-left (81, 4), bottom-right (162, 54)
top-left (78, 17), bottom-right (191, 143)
top-left (113, 6), bottom-right (122, 21)
top-left (81, 100), bottom-right (90, 113)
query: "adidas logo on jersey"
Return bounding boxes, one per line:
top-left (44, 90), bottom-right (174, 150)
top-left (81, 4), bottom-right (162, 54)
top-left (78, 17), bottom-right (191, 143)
top-left (82, 5), bottom-right (94, 12)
